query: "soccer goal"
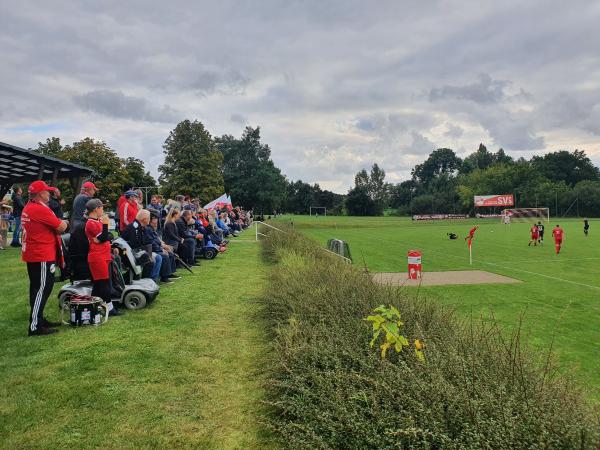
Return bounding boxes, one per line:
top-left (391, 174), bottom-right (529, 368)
top-left (309, 206), bottom-right (327, 217)
top-left (501, 208), bottom-right (550, 223)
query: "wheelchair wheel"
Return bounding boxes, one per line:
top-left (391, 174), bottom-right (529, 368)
top-left (204, 248), bottom-right (218, 259)
top-left (58, 292), bottom-right (72, 325)
top-left (123, 291), bottom-right (147, 310)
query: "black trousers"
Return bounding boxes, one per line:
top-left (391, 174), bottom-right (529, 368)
top-left (92, 278), bottom-right (112, 304)
top-left (27, 261), bottom-right (56, 332)
top-left (160, 251), bottom-right (175, 277)
top-left (179, 238), bottom-right (196, 265)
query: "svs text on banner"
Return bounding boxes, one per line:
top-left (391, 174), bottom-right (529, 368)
top-left (474, 194), bottom-right (514, 207)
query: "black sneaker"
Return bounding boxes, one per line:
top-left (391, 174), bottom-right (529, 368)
top-left (10, 242), bottom-right (22, 248)
top-left (168, 274), bottom-right (181, 279)
top-left (109, 308), bottom-right (124, 317)
top-left (160, 277), bottom-right (174, 283)
top-left (41, 318), bottom-right (61, 328)
top-left (28, 327), bottom-right (58, 336)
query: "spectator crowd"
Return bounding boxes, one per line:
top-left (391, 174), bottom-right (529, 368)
top-left (1, 181), bottom-right (252, 336)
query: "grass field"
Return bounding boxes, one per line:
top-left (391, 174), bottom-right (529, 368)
top-left (0, 236), bottom-right (275, 450)
top-left (273, 215), bottom-right (600, 401)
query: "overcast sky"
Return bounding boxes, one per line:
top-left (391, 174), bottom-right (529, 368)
top-left (2, 1), bottom-right (600, 193)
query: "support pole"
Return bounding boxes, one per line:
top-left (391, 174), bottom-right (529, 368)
top-left (51, 168), bottom-right (59, 186)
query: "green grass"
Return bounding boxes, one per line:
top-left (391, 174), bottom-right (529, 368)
top-left (0, 239), bottom-right (275, 450)
top-left (274, 215), bottom-right (600, 401)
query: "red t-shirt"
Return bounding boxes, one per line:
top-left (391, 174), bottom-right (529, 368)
top-left (21, 200), bottom-right (62, 262)
top-left (552, 227), bottom-right (564, 241)
top-left (85, 218), bottom-right (111, 262)
top-left (116, 195), bottom-right (126, 214)
top-left (119, 200), bottom-right (138, 231)
top-left (531, 225), bottom-right (539, 237)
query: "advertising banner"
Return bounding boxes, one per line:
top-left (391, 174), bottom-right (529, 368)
top-left (474, 194), bottom-right (514, 207)
top-left (412, 214), bottom-right (469, 221)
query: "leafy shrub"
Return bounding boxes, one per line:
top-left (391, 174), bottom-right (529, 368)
top-left (259, 231), bottom-right (600, 449)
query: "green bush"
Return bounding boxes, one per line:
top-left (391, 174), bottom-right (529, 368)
top-left (259, 231), bottom-right (600, 449)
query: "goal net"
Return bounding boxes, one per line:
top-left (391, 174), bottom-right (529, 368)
top-left (501, 208), bottom-right (549, 223)
top-left (309, 206), bottom-right (327, 216)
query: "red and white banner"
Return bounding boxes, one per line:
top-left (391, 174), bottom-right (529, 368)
top-left (204, 194), bottom-right (231, 210)
top-left (474, 194), bottom-right (514, 207)
top-left (412, 214), bottom-right (469, 221)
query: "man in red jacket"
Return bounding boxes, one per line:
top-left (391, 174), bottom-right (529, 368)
top-left (119, 190), bottom-right (139, 232)
top-left (21, 180), bottom-right (69, 336)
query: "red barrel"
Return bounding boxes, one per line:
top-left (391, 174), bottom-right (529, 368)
top-left (408, 250), bottom-right (422, 279)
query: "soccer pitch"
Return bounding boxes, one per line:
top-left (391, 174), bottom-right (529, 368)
top-left (275, 215), bottom-right (600, 400)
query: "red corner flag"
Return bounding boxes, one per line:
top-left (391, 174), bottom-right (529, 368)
top-left (465, 225), bottom-right (478, 264)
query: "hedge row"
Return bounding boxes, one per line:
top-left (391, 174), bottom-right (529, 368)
top-left (259, 230), bottom-right (599, 449)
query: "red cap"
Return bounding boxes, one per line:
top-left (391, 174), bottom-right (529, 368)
top-left (28, 180), bottom-right (58, 195)
top-left (82, 181), bottom-right (98, 190)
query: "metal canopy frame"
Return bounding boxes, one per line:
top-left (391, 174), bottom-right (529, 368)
top-left (0, 141), bottom-right (93, 199)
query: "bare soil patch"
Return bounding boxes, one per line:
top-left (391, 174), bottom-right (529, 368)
top-left (373, 270), bottom-right (522, 287)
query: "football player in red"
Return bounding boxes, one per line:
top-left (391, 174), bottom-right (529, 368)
top-left (464, 225), bottom-right (478, 242)
top-left (528, 223), bottom-right (539, 246)
top-left (552, 224), bottom-right (564, 254)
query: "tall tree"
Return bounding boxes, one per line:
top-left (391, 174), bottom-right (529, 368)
top-left (159, 119), bottom-right (224, 202)
top-left (123, 157), bottom-right (157, 189)
top-left (389, 180), bottom-right (417, 208)
top-left (37, 137), bottom-right (129, 208)
top-left (345, 186), bottom-right (377, 216)
top-left (62, 138), bottom-right (130, 206)
top-left (368, 163), bottom-right (387, 208)
top-left (531, 150), bottom-right (599, 187)
top-left (461, 143), bottom-right (494, 173)
top-left (346, 164), bottom-right (386, 215)
top-left (217, 126), bottom-right (286, 212)
top-left (37, 137), bottom-right (63, 157)
top-left (412, 148), bottom-right (462, 185)
top-left (493, 148), bottom-right (513, 165)
top-left (354, 169), bottom-right (369, 190)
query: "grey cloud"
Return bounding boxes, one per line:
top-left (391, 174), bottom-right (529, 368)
top-left (480, 111), bottom-right (545, 151)
top-left (230, 113), bottom-right (247, 124)
top-left (537, 92), bottom-right (600, 136)
top-left (405, 131), bottom-right (436, 155)
top-left (3, 1), bottom-right (600, 192)
top-left (190, 69), bottom-right (249, 95)
top-left (354, 112), bottom-right (437, 134)
top-left (73, 90), bottom-right (180, 123)
top-left (429, 74), bottom-right (510, 104)
top-left (444, 124), bottom-right (464, 139)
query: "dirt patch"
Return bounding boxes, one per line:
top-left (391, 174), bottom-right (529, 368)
top-left (373, 270), bottom-right (522, 287)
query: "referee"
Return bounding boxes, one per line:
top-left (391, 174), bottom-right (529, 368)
top-left (536, 221), bottom-right (545, 245)
top-left (21, 180), bottom-right (68, 336)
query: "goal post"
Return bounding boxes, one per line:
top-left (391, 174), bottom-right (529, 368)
top-left (309, 206), bottom-right (327, 217)
top-left (501, 208), bottom-right (550, 223)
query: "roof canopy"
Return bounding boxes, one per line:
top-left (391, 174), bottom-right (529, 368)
top-left (0, 141), bottom-right (93, 197)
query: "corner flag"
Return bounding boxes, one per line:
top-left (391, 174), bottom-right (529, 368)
top-left (465, 225), bottom-right (478, 265)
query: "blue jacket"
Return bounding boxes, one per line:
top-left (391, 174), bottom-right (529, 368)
top-left (144, 226), bottom-right (163, 253)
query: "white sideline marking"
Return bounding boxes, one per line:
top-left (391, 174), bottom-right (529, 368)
top-left (360, 234), bottom-right (600, 291)
top-left (479, 261), bottom-right (600, 291)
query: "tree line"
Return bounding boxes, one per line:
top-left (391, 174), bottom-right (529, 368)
top-left (34, 119), bottom-right (344, 214)
top-left (383, 144), bottom-right (600, 218)
top-left (34, 119), bottom-right (600, 217)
